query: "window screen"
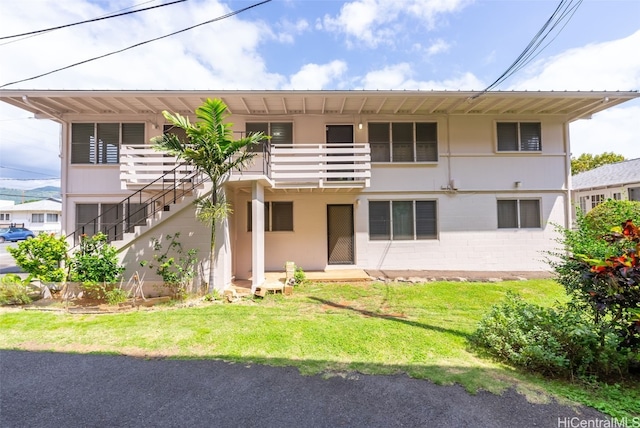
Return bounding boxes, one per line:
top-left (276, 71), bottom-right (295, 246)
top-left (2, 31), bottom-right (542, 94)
top-left (369, 201), bottom-right (390, 240)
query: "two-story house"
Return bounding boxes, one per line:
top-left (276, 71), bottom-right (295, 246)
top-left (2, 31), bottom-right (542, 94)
top-left (1, 90), bottom-right (637, 291)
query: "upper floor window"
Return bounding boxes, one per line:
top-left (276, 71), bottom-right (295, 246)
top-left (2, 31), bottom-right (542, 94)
top-left (245, 123), bottom-right (292, 153)
top-left (71, 123), bottom-right (144, 164)
top-left (497, 122), bottom-right (541, 152)
top-left (369, 122), bottom-right (438, 163)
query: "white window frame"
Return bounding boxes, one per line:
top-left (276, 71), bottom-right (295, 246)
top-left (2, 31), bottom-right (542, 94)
top-left (496, 122), bottom-right (542, 152)
top-left (497, 199), bottom-right (541, 229)
top-left (591, 194), bottom-right (605, 209)
top-left (71, 122), bottom-right (144, 165)
top-left (0, 213), bottom-right (9, 221)
top-left (31, 213), bottom-right (45, 223)
top-left (247, 201), bottom-right (294, 232)
top-left (368, 122), bottom-right (438, 163)
top-left (46, 213), bottom-right (59, 223)
top-left (245, 122), bottom-right (293, 153)
top-left (368, 200), bottom-right (438, 241)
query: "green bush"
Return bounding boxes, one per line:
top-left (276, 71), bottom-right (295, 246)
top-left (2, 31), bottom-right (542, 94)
top-left (69, 233), bottom-right (123, 284)
top-left (105, 287), bottom-right (129, 305)
top-left (584, 199), bottom-right (640, 238)
top-left (0, 274), bottom-right (36, 305)
top-left (7, 234), bottom-right (69, 283)
top-left (471, 292), bottom-right (634, 379)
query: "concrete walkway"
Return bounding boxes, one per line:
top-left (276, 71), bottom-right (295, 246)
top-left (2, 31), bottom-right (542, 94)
top-left (0, 350), bottom-right (608, 428)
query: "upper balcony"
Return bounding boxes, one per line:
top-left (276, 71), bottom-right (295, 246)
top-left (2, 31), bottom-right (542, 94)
top-left (120, 143), bottom-right (371, 191)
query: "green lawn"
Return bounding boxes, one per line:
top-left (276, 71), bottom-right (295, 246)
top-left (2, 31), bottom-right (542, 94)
top-left (1, 279), bottom-right (638, 419)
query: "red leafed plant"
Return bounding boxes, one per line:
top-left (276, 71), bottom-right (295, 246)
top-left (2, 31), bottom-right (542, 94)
top-left (580, 220), bottom-right (640, 351)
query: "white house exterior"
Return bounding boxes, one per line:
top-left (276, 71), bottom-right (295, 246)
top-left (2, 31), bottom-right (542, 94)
top-left (572, 158), bottom-right (640, 216)
top-left (1, 90), bottom-right (637, 291)
top-left (0, 199), bottom-right (62, 234)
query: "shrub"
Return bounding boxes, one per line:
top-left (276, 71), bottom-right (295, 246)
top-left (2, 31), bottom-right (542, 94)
top-left (69, 233), bottom-right (124, 284)
top-left (471, 292), bottom-right (634, 379)
top-left (294, 266), bottom-right (306, 285)
top-left (105, 287), bottom-right (129, 305)
top-left (584, 199), bottom-right (640, 238)
top-left (7, 234), bottom-right (69, 283)
top-left (141, 233), bottom-right (198, 299)
top-left (0, 274), bottom-right (36, 305)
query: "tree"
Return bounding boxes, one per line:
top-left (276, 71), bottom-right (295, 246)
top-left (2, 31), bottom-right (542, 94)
top-left (153, 98), bottom-right (266, 292)
top-left (571, 152), bottom-right (625, 175)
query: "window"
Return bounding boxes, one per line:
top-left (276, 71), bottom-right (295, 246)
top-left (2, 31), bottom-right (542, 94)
top-left (245, 122), bottom-right (292, 153)
top-left (613, 192), bottom-right (622, 201)
top-left (578, 196), bottom-right (589, 214)
top-left (31, 213), bottom-right (45, 223)
top-left (75, 202), bottom-right (148, 242)
top-left (0, 213), bottom-right (9, 221)
top-left (497, 199), bottom-right (541, 229)
top-left (497, 122), bottom-right (541, 152)
top-left (46, 213), bottom-right (59, 222)
top-left (591, 194), bottom-right (604, 209)
top-left (369, 200), bottom-right (437, 240)
top-left (71, 123), bottom-right (144, 164)
top-left (247, 201), bottom-right (293, 232)
top-left (369, 122), bottom-right (438, 162)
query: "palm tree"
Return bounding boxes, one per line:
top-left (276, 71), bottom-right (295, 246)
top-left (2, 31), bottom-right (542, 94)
top-left (153, 98), bottom-right (266, 292)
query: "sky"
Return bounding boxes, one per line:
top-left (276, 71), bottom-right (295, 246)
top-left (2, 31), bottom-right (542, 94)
top-left (0, 0), bottom-right (638, 190)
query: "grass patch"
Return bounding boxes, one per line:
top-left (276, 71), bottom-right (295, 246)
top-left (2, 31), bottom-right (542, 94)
top-left (1, 279), bottom-right (637, 418)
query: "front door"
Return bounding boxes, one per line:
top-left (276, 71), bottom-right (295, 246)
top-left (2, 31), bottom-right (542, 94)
top-left (327, 204), bottom-right (354, 265)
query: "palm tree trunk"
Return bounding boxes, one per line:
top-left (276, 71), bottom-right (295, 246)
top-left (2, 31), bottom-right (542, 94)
top-left (208, 187), bottom-right (217, 292)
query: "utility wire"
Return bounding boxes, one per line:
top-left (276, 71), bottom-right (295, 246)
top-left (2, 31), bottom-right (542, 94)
top-left (473, 0), bottom-right (583, 98)
top-left (0, 0), bottom-right (188, 40)
top-left (0, 0), bottom-right (158, 47)
top-left (0, 166), bottom-right (58, 178)
top-left (0, 0), bottom-right (272, 89)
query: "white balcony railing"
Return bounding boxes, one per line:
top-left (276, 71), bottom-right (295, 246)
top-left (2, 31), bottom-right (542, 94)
top-left (120, 143), bottom-right (371, 190)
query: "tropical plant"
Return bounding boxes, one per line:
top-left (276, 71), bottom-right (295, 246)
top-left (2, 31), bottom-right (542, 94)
top-left (153, 98), bottom-right (266, 291)
top-left (0, 274), bottom-right (38, 305)
top-left (583, 199), bottom-right (640, 237)
top-left (7, 233), bottom-right (69, 283)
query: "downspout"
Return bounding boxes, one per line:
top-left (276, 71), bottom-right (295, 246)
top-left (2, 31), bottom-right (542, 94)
top-left (563, 120), bottom-right (572, 229)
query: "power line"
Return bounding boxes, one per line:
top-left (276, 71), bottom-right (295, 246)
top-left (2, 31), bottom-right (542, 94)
top-left (0, 0), bottom-right (188, 40)
top-left (0, 0), bottom-right (158, 47)
top-left (0, 166), bottom-right (58, 178)
top-left (0, 0), bottom-right (273, 89)
top-left (473, 0), bottom-right (583, 98)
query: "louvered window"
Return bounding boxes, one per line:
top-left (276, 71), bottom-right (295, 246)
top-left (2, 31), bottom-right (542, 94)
top-left (369, 122), bottom-right (438, 163)
top-left (369, 200), bottom-right (438, 240)
top-left (71, 123), bottom-right (144, 164)
top-left (497, 122), bottom-right (542, 152)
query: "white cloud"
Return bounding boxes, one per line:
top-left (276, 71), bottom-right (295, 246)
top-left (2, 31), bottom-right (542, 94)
top-left (361, 64), bottom-right (483, 90)
top-left (426, 39), bottom-right (451, 56)
top-left (274, 18), bottom-right (310, 44)
top-left (570, 105), bottom-right (640, 159)
top-left (285, 61), bottom-right (348, 90)
top-left (509, 29), bottom-right (640, 91)
top-left (320, 0), bottom-right (471, 48)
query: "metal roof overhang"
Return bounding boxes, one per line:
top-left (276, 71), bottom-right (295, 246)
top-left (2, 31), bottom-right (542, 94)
top-left (0, 89), bottom-right (638, 122)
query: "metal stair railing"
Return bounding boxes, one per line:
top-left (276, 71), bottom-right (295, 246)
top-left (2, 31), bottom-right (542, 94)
top-left (66, 162), bottom-right (208, 249)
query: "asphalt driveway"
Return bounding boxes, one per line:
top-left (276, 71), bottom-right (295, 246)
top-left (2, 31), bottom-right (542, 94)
top-left (0, 350), bottom-right (610, 428)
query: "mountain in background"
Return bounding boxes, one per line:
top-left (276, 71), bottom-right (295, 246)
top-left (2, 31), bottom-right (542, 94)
top-left (0, 187), bottom-right (61, 204)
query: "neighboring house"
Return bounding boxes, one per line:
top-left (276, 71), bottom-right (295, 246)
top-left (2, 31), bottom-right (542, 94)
top-left (0, 90), bottom-right (637, 291)
top-left (0, 198), bottom-right (62, 234)
top-left (572, 158), bottom-right (640, 216)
